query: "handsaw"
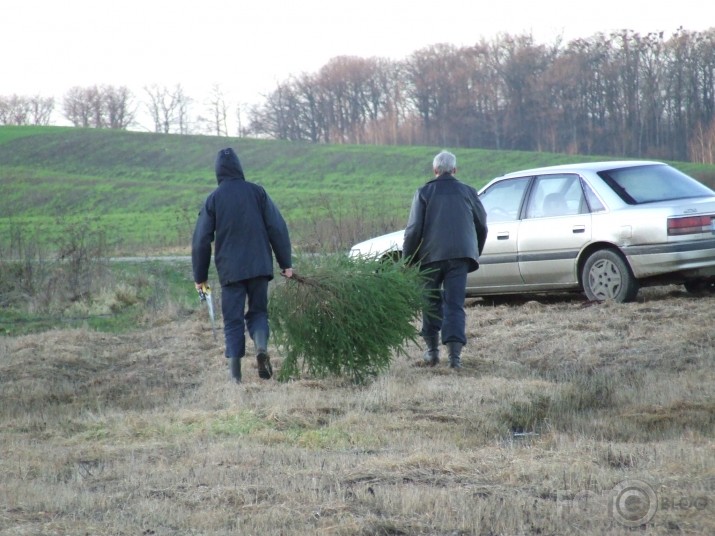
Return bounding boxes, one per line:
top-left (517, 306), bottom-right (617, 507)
top-left (197, 282), bottom-right (217, 340)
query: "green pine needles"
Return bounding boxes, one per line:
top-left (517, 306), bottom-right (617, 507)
top-left (268, 254), bottom-right (428, 383)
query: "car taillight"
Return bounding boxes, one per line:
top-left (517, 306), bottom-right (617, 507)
top-left (667, 215), bottom-right (713, 236)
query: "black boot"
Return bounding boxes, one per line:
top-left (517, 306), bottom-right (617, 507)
top-left (229, 357), bottom-right (242, 383)
top-left (257, 352), bottom-right (272, 380)
top-left (447, 342), bottom-right (463, 369)
top-left (422, 334), bottom-right (440, 366)
top-left (253, 330), bottom-right (272, 380)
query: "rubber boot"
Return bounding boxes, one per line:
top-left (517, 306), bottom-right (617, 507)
top-left (447, 342), bottom-right (463, 370)
top-left (422, 334), bottom-right (440, 367)
top-left (253, 330), bottom-right (272, 380)
top-left (229, 357), bottom-right (242, 383)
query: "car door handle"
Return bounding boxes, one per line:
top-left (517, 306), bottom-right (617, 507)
top-left (572, 225), bottom-right (586, 234)
top-left (497, 231), bottom-right (510, 240)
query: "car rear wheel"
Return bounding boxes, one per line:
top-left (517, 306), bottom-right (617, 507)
top-left (582, 249), bottom-right (639, 302)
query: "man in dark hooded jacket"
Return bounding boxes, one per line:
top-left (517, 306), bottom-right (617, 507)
top-left (403, 150), bottom-right (488, 370)
top-left (192, 148), bottom-right (293, 383)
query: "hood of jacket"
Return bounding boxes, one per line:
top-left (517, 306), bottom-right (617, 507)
top-left (215, 148), bottom-right (245, 184)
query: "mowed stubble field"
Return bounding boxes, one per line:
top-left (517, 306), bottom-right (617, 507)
top-left (1, 285), bottom-right (714, 535)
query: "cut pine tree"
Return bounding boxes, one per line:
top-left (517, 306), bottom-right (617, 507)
top-left (268, 254), bottom-right (428, 383)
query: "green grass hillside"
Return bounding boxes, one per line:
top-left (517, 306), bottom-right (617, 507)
top-left (2, 125), bottom-right (714, 255)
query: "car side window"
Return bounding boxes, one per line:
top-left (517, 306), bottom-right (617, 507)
top-left (581, 178), bottom-right (606, 212)
top-left (479, 177), bottom-right (530, 222)
top-left (525, 174), bottom-right (587, 218)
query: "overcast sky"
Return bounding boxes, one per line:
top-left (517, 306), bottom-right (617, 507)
top-left (3, 0), bottom-right (713, 129)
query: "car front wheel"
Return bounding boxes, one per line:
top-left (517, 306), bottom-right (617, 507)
top-left (582, 249), bottom-right (639, 302)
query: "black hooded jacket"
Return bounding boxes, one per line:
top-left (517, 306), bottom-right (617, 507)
top-left (192, 148), bottom-right (292, 286)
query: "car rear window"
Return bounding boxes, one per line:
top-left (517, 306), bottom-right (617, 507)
top-left (598, 164), bottom-right (715, 204)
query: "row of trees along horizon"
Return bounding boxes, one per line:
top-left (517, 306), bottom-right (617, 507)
top-left (2, 28), bottom-right (715, 164)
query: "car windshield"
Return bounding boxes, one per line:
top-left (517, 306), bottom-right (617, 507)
top-left (598, 164), bottom-right (714, 204)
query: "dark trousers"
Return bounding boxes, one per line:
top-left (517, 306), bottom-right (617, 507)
top-left (420, 258), bottom-right (469, 345)
top-left (221, 277), bottom-right (270, 358)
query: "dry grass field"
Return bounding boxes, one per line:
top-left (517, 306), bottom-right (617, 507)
top-left (1, 286), bottom-right (714, 535)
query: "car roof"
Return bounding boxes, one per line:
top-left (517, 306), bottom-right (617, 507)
top-left (499, 160), bottom-right (664, 179)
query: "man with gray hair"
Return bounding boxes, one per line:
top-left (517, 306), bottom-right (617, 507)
top-left (403, 150), bottom-right (488, 369)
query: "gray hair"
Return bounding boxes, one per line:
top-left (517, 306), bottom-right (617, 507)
top-left (433, 151), bottom-right (457, 174)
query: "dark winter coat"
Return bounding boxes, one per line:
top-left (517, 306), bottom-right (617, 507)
top-left (403, 172), bottom-right (488, 272)
top-left (192, 148), bottom-right (292, 286)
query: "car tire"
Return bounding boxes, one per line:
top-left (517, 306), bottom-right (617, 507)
top-left (582, 249), bottom-right (639, 302)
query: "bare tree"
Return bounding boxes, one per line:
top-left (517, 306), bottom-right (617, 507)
top-left (32, 96), bottom-right (54, 125)
top-left (5, 95), bottom-right (30, 125)
top-left (293, 72), bottom-right (325, 142)
top-left (62, 85), bottom-right (103, 127)
top-left (236, 102), bottom-right (246, 137)
top-left (0, 94), bottom-right (51, 125)
top-left (246, 28), bottom-right (715, 162)
top-left (0, 97), bottom-right (8, 124)
top-left (406, 43), bottom-right (483, 147)
top-left (249, 82), bottom-right (303, 140)
top-left (102, 86), bottom-right (135, 129)
top-left (144, 84), bottom-right (191, 134)
top-left (363, 58), bottom-right (406, 145)
top-left (689, 118), bottom-right (715, 163)
top-left (87, 86), bottom-right (105, 128)
top-left (63, 86), bottom-right (93, 127)
top-left (62, 85), bottom-right (134, 128)
top-left (176, 86), bottom-right (192, 134)
top-left (206, 84), bottom-right (228, 136)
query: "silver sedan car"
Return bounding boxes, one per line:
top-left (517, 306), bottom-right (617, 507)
top-left (349, 161), bottom-right (715, 302)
